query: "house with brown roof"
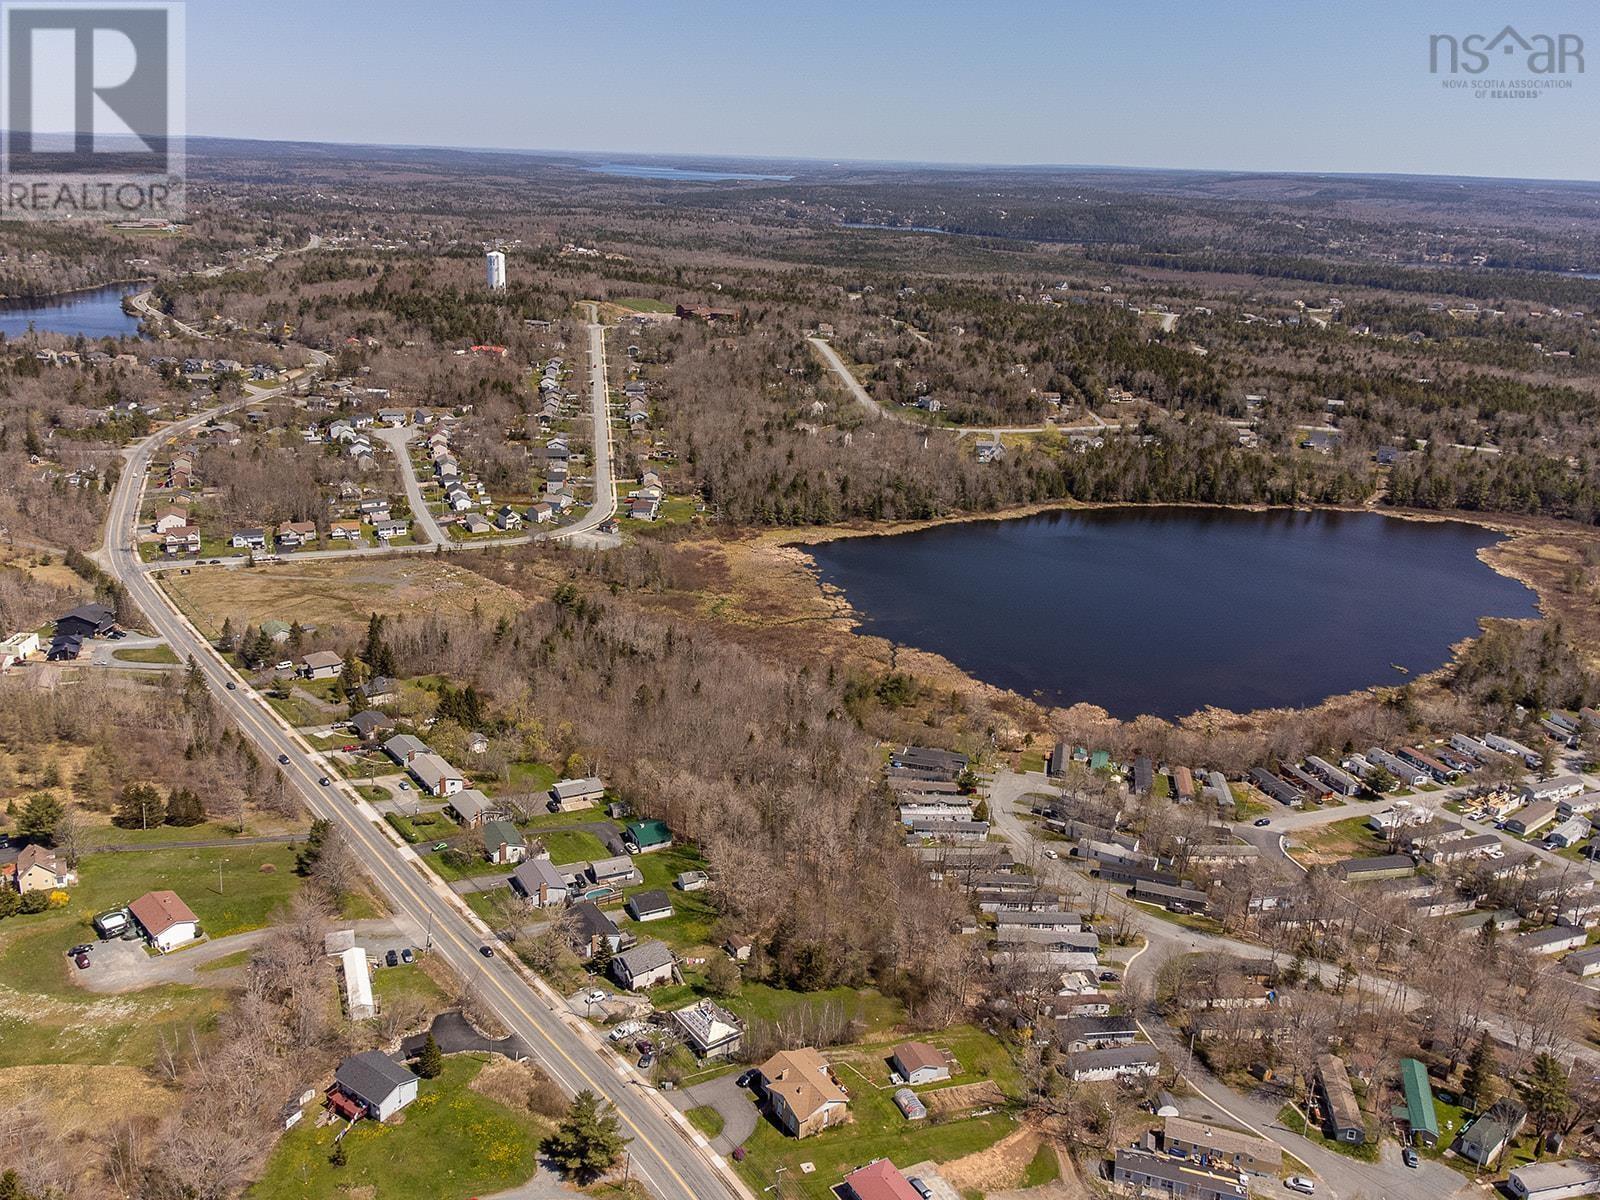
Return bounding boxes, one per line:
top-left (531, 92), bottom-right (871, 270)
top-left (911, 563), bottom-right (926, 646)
top-left (13, 845), bottom-right (76, 893)
top-left (756, 1047), bottom-right (849, 1138)
top-left (1314, 1053), bottom-right (1365, 1145)
top-left (889, 1041), bottom-right (951, 1085)
top-left (128, 889), bottom-right (200, 952)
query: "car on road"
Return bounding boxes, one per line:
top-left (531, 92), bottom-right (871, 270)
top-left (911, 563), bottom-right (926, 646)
top-left (225, 681), bottom-right (236, 690)
top-left (1285, 1177), bottom-right (1315, 1195)
top-left (908, 1179), bottom-right (932, 1200)
top-left (67, 944), bottom-right (92, 957)
top-left (74, 953), bottom-right (91, 970)
top-left (385, 949), bottom-right (399, 968)
top-left (479, 945), bottom-right (495, 958)
top-left (1402, 1147), bottom-right (1419, 1168)
top-left (277, 754), bottom-right (289, 764)
top-left (400, 948), bottom-right (414, 964)
top-left (431, 841), bottom-right (449, 852)
top-left (1253, 817), bottom-right (1272, 827)
top-left (318, 777), bottom-right (331, 786)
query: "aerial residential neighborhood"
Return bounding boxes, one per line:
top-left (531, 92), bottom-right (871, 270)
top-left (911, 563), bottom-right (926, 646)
top-left (1, 9), bottom-right (1599, 1200)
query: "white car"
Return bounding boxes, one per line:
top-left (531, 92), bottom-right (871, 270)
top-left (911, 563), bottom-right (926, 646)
top-left (608, 1021), bottom-right (644, 1042)
top-left (1043, 849), bottom-right (1059, 860)
top-left (584, 989), bottom-right (607, 1005)
top-left (1285, 1177), bottom-right (1316, 1195)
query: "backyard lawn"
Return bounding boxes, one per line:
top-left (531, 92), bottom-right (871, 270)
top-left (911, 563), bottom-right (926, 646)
top-left (542, 829), bottom-right (610, 865)
top-left (734, 1076), bottom-right (1015, 1199)
top-left (247, 1055), bottom-right (545, 1200)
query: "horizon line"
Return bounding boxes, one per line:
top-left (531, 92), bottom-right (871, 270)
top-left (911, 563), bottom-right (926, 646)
top-left (182, 132), bottom-right (1600, 188)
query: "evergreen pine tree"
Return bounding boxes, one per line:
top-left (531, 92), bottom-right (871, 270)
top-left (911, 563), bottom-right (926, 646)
top-left (1462, 1032), bottom-right (1496, 1112)
top-left (543, 1090), bottom-right (629, 1181)
top-left (417, 1032), bottom-right (443, 1079)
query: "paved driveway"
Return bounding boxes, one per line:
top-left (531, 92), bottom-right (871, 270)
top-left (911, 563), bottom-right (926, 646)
top-left (667, 1072), bottom-right (758, 1155)
top-left (401, 1010), bottom-right (530, 1060)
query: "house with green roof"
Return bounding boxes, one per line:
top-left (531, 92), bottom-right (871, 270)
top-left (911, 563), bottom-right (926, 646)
top-left (481, 819), bottom-right (527, 865)
top-left (1398, 1057), bottom-right (1440, 1148)
top-left (624, 819), bottom-right (672, 853)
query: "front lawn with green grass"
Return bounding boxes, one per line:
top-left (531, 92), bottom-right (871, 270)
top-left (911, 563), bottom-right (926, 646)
top-left (247, 1055), bottom-right (545, 1200)
top-left (111, 644), bottom-right (180, 664)
top-left (686, 1105), bottom-right (725, 1139)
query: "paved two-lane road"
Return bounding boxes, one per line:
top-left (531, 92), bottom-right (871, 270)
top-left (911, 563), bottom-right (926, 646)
top-left (96, 340), bottom-right (739, 1200)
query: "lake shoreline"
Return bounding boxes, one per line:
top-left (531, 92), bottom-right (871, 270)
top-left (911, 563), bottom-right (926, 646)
top-left (0, 277), bottom-right (153, 306)
top-left (758, 499), bottom-right (1568, 729)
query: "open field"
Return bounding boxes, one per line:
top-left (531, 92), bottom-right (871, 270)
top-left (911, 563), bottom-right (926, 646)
top-left (161, 557), bottom-right (528, 639)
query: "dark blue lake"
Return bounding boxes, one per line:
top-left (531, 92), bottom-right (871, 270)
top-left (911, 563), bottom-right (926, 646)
top-left (806, 507), bottom-right (1540, 719)
top-left (0, 285), bottom-right (142, 339)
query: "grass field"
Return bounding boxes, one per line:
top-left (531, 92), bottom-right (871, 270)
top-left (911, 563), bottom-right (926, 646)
top-left (541, 829), bottom-right (609, 865)
top-left (161, 557), bottom-right (527, 640)
top-left (111, 644), bottom-right (180, 664)
top-left (1277, 1103), bottom-right (1380, 1162)
top-left (1286, 814), bottom-right (1389, 866)
top-left (247, 1055), bottom-right (545, 1200)
top-left (0, 843), bottom-right (301, 1069)
top-left (1021, 1142), bottom-right (1061, 1187)
top-left (686, 1105), bottom-right (724, 1138)
top-left (616, 846), bottom-right (718, 952)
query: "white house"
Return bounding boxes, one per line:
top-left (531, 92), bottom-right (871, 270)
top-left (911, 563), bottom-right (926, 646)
top-left (408, 752), bottom-right (464, 797)
top-left (332, 1051), bottom-right (418, 1121)
top-left (611, 939), bottom-right (677, 991)
top-left (128, 890), bottom-right (200, 952)
top-left (298, 650), bottom-right (344, 680)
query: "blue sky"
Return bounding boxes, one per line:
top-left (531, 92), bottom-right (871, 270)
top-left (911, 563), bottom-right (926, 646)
top-left (185, 0), bottom-right (1599, 179)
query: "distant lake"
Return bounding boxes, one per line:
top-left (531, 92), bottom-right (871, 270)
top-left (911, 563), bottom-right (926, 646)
top-left (0, 285), bottom-right (142, 339)
top-left (807, 507), bottom-right (1540, 719)
top-left (585, 162), bottom-right (793, 182)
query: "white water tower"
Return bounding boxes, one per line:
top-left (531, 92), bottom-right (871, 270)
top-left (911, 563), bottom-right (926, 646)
top-left (485, 250), bottom-right (507, 291)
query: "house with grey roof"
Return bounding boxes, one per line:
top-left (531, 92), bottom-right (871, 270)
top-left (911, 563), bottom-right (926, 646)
top-left (331, 1051), bottom-right (418, 1121)
top-left (611, 939), bottom-right (677, 991)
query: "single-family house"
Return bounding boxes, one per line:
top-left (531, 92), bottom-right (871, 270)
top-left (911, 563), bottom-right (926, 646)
top-left (373, 519), bottom-right (409, 540)
top-left (480, 819), bottom-right (527, 865)
top-left (1315, 1054), bottom-right (1365, 1144)
top-left (446, 788), bottom-right (500, 827)
top-left (330, 1051), bottom-right (418, 1122)
top-left (566, 900), bottom-right (623, 960)
top-left (152, 506), bottom-right (189, 534)
top-left (1453, 1097), bottom-right (1526, 1168)
top-left (298, 650), bottom-right (344, 680)
top-left (550, 777), bottom-right (605, 811)
top-left (889, 1041), bottom-right (951, 1085)
top-left (13, 845), bottom-right (77, 893)
top-left (624, 890), bottom-right (673, 922)
top-left (128, 889), bottom-right (200, 952)
top-left (230, 528), bottom-right (267, 550)
top-left (611, 939), bottom-right (676, 991)
top-left (54, 603), bottom-right (117, 640)
top-left (408, 752), bottom-right (464, 797)
top-left (1517, 926), bottom-right (1587, 955)
top-left (587, 856), bottom-right (643, 888)
top-left (842, 1159), bottom-right (923, 1200)
top-left (1507, 802), bottom-right (1560, 837)
top-left (509, 858), bottom-right (570, 907)
top-left (672, 998), bottom-right (745, 1059)
top-left (349, 710), bottom-right (395, 742)
top-left (1053, 1015), bottom-right (1139, 1053)
top-left (1064, 1044), bottom-right (1159, 1082)
top-left (1399, 1057), bottom-right (1440, 1148)
top-left (1521, 776), bottom-right (1588, 806)
top-left (1506, 1160), bottom-right (1600, 1200)
top-left (623, 819), bottom-right (671, 853)
top-left (757, 1047), bottom-right (849, 1138)
top-left (383, 733), bottom-right (429, 766)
